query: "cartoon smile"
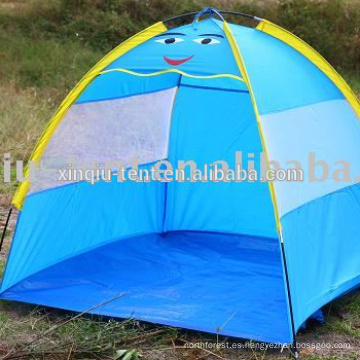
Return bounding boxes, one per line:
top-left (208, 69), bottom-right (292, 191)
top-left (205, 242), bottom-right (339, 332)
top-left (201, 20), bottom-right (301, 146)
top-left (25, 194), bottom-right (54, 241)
top-left (163, 55), bottom-right (194, 66)
top-left (154, 31), bottom-right (223, 67)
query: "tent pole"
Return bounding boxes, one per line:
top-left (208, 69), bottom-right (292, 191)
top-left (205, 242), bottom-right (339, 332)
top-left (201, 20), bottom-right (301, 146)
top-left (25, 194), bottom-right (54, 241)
top-left (280, 236), bottom-right (301, 359)
top-left (163, 9), bottom-right (261, 24)
top-left (0, 206), bottom-right (12, 252)
top-left (161, 75), bottom-right (182, 233)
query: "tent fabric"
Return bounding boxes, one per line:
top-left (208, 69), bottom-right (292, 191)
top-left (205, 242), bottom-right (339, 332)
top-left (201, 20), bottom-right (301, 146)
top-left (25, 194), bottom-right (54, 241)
top-left (256, 19), bottom-right (360, 119)
top-left (1, 168), bottom-right (165, 292)
top-left (29, 84), bottom-right (177, 194)
top-left (1, 232), bottom-right (291, 343)
top-left (106, 20), bottom-right (241, 76)
top-left (260, 99), bottom-right (360, 217)
top-left (2, 9), bottom-right (360, 345)
top-left (230, 23), bottom-right (343, 115)
top-left (282, 182), bottom-right (360, 331)
top-left (164, 76), bottom-right (277, 238)
top-left (11, 21), bottom-right (168, 209)
top-left (76, 71), bottom-right (180, 104)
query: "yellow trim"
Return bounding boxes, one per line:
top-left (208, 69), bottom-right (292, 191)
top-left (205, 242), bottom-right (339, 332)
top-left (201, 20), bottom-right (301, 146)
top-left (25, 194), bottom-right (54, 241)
top-left (256, 19), bottom-right (360, 119)
top-left (12, 21), bottom-right (167, 210)
top-left (100, 68), bottom-right (245, 82)
top-left (223, 21), bottom-right (282, 234)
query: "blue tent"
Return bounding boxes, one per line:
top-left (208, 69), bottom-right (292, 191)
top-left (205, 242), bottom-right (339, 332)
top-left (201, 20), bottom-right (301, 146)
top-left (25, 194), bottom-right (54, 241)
top-left (1, 7), bottom-right (360, 347)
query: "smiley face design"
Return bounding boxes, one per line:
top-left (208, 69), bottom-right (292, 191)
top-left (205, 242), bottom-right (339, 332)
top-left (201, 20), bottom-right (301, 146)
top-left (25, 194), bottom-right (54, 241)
top-left (106, 18), bottom-right (241, 77)
top-left (155, 31), bottom-right (223, 66)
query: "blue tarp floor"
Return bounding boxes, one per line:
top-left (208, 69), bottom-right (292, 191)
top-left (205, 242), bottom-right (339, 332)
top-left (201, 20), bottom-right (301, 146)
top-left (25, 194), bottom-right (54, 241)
top-left (2, 231), bottom-right (290, 342)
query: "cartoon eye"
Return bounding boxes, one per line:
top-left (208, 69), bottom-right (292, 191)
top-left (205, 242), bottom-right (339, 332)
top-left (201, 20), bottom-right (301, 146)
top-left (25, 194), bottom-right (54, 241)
top-left (155, 37), bottom-right (184, 44)
top-left (193, 38), bottom-right (220, 45)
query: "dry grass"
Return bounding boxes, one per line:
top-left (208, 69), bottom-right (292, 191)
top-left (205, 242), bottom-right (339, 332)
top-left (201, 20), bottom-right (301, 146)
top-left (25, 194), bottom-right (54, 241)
top-left (0, 295), bottom-right (359, 360)
top-left (0, 84), bottom-right (53, 159)
top-left (0, 84), bottom-right (55, 204)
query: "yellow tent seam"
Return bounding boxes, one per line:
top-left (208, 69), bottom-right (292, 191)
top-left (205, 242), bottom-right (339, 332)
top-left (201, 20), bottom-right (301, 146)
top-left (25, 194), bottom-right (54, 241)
top-left (100, 68), bottom-right (245, 82)
top-left (12, 21), bottom-right (167, 210)
top-left (223, 21), bottom-right (282, 234)
top-left (256, 19), bottom-right (360, 120)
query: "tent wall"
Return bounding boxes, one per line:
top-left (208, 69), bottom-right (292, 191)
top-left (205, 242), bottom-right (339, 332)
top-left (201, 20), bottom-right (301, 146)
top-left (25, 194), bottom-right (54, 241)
top-left (256, 19), bottom-right (360, 119)
top-left (282, 183), bottom-right (360, 330)
top-left (230, 22), bottom-right (360, 329)
top-left (1, 69), bottom-right (292, 343)
top-left (1, 72), bottom-right (180, 291)
top-left (1, 167), bottom-right (166, 292)
top-left (164, 75), bottom-right (278, 239)
top-left (260, 100), bottom-right (360, 216)
top-left (28, 73), bottom-right (178, 195)
top-left (229, 24), bottom-right (343, 115)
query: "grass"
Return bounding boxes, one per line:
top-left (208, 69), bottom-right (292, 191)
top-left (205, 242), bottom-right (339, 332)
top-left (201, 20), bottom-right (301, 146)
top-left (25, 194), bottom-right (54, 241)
top-left (0, 294), bottom-right (359, 360)
top-left (0, 10), bottom-right (103, 205)
top-left (0, 300), bottom-right (179, 359)
top-left (344, 72), bottom-right (360, 97)
top-left (322, 293), bottom-right (360, 339)
top-left (0, 0), bottom-right (360, 359)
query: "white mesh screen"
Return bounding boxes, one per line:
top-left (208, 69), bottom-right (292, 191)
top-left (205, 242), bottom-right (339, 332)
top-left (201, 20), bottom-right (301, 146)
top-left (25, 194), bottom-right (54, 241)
top-left (29, 87), bottom-right (177, 194)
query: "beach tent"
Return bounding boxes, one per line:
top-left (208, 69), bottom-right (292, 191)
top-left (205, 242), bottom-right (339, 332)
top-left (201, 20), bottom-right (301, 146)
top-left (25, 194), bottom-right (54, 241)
top-left (1, 7), bottom-right (360, 347)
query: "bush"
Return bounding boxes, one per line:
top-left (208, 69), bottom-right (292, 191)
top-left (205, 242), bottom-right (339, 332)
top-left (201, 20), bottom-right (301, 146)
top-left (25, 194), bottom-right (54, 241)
top-left (1, 0), bottom-right (359, 72)
top-left (274, 0), bottom-right (360, 73)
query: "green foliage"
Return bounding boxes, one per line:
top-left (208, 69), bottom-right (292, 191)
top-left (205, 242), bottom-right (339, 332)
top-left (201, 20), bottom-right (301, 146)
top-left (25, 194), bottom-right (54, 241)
top-left (1, 0), bottom-right (360, 72)
top-left (0, 260), bottom-right (5, 278)
top-left (0, 33), bottom-right (102, 92)
top-left (344, 70), bottom-right (360, 95)
top-left (275, 0), bottom-right (360, 73)
top-left (321, 291), bottom-right (360, 339)
top-left (0, 13), bottom-right (103, 164)
top-left (306, 357), bottom-right (358, 360)
top-left (0, 301), bottom-right (174, 360)
top-left (114, 349), bottom-right (139, 360)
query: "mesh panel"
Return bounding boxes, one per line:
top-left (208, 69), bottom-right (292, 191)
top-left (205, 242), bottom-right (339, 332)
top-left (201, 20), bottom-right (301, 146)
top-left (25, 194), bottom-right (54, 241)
top-left (30, 87), bottom-right (177, 195)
